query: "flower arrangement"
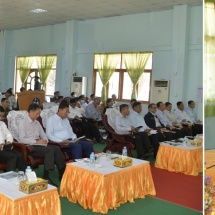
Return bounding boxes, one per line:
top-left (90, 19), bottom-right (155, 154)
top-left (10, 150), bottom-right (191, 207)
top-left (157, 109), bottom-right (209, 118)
top-left (205, 173), bottom-right (215, 214)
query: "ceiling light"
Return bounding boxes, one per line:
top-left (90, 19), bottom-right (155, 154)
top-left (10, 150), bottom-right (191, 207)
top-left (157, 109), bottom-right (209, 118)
top-left (30, 9), bottom-right (48, 14)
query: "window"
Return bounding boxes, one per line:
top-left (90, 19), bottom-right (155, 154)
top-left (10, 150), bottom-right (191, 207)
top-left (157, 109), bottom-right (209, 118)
top-left (92, 53), bottom-right (152, 103)
top-left (15, 55), bottom-right (56, 96)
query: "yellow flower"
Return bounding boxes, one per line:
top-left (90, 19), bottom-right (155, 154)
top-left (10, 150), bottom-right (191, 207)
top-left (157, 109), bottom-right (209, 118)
top-left (205, 193), bottom-right (209, 199)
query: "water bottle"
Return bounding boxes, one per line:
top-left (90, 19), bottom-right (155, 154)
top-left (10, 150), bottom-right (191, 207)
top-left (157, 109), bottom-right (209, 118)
top-left (122, 146), bottom-right (127, 160)
top-left (25, 166), bottom-right (32, 179)
top-left (90, 152), bottom-right (95, 167)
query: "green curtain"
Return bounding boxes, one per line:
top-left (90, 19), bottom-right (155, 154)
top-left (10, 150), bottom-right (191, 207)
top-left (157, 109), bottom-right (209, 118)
top-left (95, 54), bottom-right (120, 104)
top-left (123, 52), bottom-right (151, 99)
top-left (36, 55), bottom-right (56, 89)
top-left (205, 2), bottom-right (215, 117)
top-left (17, 57), bottom-right (34, 86)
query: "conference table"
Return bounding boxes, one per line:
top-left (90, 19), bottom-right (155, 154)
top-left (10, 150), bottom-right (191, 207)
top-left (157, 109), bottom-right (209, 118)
top-left (60, 154), bottom-right (156, 214)
top-left (155, 142), bottom-right (202, 176)
top-left (0, 178), bottom-right (62, 215)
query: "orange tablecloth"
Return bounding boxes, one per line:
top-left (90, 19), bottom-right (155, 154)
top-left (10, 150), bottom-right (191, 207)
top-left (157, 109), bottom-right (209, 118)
top-left (155, 144), bottom-right (202, 176)
top-left (60, 159), bottom-right (156, 214)
top-left (0, 186), bottom-right (61, 215)
top-left (205, 150), bottom-right (215, 183)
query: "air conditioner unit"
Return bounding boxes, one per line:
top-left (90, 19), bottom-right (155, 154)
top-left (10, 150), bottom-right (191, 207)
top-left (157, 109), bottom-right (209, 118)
top-left (71, 76), bottom-right (87, 96)
top-left (150, 80), bottom-right (170, 103)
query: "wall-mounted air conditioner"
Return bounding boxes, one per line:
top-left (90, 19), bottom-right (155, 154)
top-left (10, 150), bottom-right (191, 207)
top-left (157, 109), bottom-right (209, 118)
top-left (150, 80), bottom-right (170, 103)
top-left (71, 77), bottom-right (87, 96)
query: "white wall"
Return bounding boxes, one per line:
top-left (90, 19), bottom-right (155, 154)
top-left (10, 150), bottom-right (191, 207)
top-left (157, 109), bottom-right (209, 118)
top-left (0, 5), bottom-right (202, 118)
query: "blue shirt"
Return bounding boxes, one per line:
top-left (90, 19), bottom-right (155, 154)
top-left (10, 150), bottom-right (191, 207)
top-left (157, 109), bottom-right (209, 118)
top-left (85, 103), bottom-right (101, 120)
top-left (155, 109), bottom-right (172, 127)
top-left (185, 107), bottom-right (197, 123)
top-left (46, 114), bottom-right (77, 142)
top-left (115, 113), bottom-right (132, 134)
top-left (128, 111), bottom-right (149, 132)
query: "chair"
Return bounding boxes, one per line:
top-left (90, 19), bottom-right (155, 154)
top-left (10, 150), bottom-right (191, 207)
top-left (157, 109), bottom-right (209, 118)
top-left (40, 108), bottom-right (93, 161)
top-left (7, 111), bottom-right (44, 168)
top-left (101, 114), bottom-right (135, 157)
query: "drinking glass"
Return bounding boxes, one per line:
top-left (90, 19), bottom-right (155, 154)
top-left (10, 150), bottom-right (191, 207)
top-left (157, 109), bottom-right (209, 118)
top-left (106, 150), bottom-right (111, 161)
top-left (16, 171), bottom-right (25, 186)
top-left (95, 154), bottom-right (101, 164)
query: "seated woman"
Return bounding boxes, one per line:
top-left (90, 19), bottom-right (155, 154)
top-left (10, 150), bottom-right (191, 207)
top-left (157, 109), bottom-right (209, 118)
top-left (0, 107), bottom-right (27, 172)
top-left (103, 98), bottom-right (113, 114)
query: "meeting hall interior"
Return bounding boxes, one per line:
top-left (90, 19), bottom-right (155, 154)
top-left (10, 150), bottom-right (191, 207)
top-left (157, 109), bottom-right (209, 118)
top-left (0, 0), bottom-right (203, 215)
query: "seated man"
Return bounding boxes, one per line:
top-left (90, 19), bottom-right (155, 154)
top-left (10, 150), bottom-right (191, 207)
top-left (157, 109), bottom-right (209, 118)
top-left (115, 104), bottom-right (151, 159)
top-left (185, 100), bottom-right (203, 134)
top-left (174, 101), bottom-right (202, 136)
top-left (68, 98), bottom-right (105, 144)
top-left (128, 102), bottom-right (160, 158)
top-left (85, 97), bottom-right (102, 121)
top-left (144, 103), bottom-right (173, 141)
top-left (0, 109), bottom-right (27, 172)
top-left (103, 98), bottom-right (113, 114)
top-left (18, 104), bottom-right (65, 186)
top-left (1, 98), bottom-right (11, 117)
top-left (51, 91), bottom-right (60, 103)
top-left (156, 101), bottom-right (183, 139)
top-left (46, 101), bottom-right (94, 159)
top-left (2, 88), bottom-right (17, 110)
top-left (164, 102), bottom-right (190, 137)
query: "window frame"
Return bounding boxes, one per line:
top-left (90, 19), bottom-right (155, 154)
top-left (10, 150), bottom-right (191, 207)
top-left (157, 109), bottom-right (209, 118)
top-left (15, 56), bottom-right (57, 97)
top-left (92, 53), bottom-right (152, 104)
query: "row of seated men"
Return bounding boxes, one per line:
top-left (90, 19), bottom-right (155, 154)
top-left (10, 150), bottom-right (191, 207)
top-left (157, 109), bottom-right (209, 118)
top-left (0, 102), bottom-right (96, 187)
top-left (103, 98), bottom-right (202, 160)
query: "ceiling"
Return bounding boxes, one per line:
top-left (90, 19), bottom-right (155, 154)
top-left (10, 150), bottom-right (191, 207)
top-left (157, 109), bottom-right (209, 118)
top-left (0, 0), bottom-right (202, 31)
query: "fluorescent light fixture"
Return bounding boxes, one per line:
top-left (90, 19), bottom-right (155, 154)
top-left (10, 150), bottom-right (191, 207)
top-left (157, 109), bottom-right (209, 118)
top-left (30, 8), bottom-right (48, 14)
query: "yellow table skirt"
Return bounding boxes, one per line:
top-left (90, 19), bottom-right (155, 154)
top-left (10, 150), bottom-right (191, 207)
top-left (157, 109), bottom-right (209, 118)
top-left (0, 189), bottom-right (62, 215)
top-left (155, 145), bottom-right (202, 176)
top-left (60, 163), bottom-right (156, 214)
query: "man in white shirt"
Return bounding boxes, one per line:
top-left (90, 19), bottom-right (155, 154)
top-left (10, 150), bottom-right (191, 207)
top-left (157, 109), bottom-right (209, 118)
top-left (0, 107), bottom-right (27, 172)
top-left (144, 103), bottom-right (173, 141)
top-left (18, 104), bottom-right (66, 186)
top-left (115, 104), bottom-right (151, 159)
top-left (185, 100), bottom-right (201, 123)
top-left (164, 102), bottom-right (190, 136)
top-left (156, 101), bottom-right (183, 138)
top-left (68, 98), bottom-right (105, 143)
top-left (46, 101), bottom-right (94, 159)
top-left (128, 102), bottom-right (160, 158)
top-left (174, 101), bottom-right (202, 136)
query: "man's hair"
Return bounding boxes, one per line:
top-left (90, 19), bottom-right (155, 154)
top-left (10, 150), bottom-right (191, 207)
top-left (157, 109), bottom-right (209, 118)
top-left (119, 104), bottom-right (129, 112)
top-left (0, 106), bottom-right (5, 113)
top-left (106, 98), bottom-right (112, 105)
top-left (132, 101), bottom-right (141, 109)
top-left (57, 96), bottom-right (64, 101)
top-left (157, 102), bottom-right (163, 108)
top-left (131, 99), bottom-right (137, 103)
top-left (20, 87), bottom-right (25, 92)
top-left (70, 98), bottom-right (76, 104)
top-left (94, 97), bottom-right (101, 102)
top-left (177, 101), bottom-right (183, 107)
top-left (58, 100), bottom-right (69, 110)
top-left (54, 91), bottom-right (60, 95)
top-left (71, 92), bottom-right (76, 97)
top-left (188, 100), bottom-right (194, 105)
top-left (165, 102), bottom-right (172, 107)
top-left (148, 103), bottom-right (156, 109)
top-left (6, 88), bottom-right (12, 95)
top-left (1, 98), bottom-right (8, 103)
top-left (90, 94), bottom-right (95, 98)
top-left (28, 103), bottom-right (40, 112)
top-left (79, 95), bottom-right (85, 100)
